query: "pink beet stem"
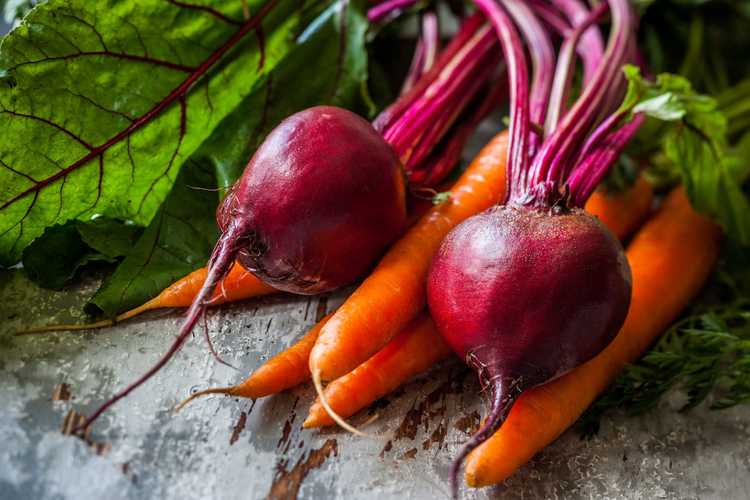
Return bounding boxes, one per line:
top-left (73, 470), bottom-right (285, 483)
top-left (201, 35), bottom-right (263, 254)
top-left (472, 0), bottom-right (531, 202)
top-left (532, 0), bottom-right (633, 187)
top-left (503, 0), bottom-right (555, 159)
top-left (543, 2), bottom-right (608, 138)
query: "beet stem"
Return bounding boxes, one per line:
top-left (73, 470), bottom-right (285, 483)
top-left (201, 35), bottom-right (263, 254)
top-left (503, 0), bottom-right (555, 158)
top-left (449, 380), bottom-right (514, 499)
top-left (568, 113), bottom-right (644, 205)
top-left (400, 11), bottom-right (440, 95)
top-left (75, 222), bottom-right (248, 433)
top-left (551, 0), bottom-right (606, 85)
top-left (530, 0), bottom-right (633, 188)
top-left (543, 3), bottom-right (608, 137)
top-left (527, 0), bottom-right (571, 36)
top-left (472, 0), bottom-right (531, 202)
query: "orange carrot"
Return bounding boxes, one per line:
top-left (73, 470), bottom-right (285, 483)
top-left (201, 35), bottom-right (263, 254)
top-left (301, 179), bottom-right (652, 427)
top-left (18, 261), bottom-right (276, 335)
top-left (586, 175), bottom-right (653, 240)
top-left (177, 313), bottom-right (333, 410)
top-left (464, 187), bottom-right (721, 487)
top-left (303, 313), bottom-right (449, 428)
top-left (309, 131), bottom-right (510, 383)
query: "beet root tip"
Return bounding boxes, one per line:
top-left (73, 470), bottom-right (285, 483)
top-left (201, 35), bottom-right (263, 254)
top-left (449, 381), bottom-right (513, 499)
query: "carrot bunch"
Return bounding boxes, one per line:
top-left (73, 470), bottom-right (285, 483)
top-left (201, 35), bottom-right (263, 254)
top-left (177, 128), bottom-right (661, 420)
top-left (181, 144), bottom-right (714, 491)
top-left (31, 122), bottom-right (712, 490)
top-left (179, 127), bottom-right (720, 491)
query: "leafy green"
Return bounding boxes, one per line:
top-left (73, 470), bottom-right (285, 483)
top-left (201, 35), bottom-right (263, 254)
top-left (581, 65), bottom-right (750, 430)
top-left (76, 217), bottom-right (142, 259)
top-left (620, 66), bottom-right (750, 244)
top-left (21, 217), bottom-right (141, 289)
top-left (88, 160), bottom-right (219, 317)
top-left (0, 0), bottom-right (322, 266)
top-left (580, 244), bottom-right (750, 436)
top-left (600, 154), bottom-right (640, 193)
top-left (88, 0), bottom-right (370, 317)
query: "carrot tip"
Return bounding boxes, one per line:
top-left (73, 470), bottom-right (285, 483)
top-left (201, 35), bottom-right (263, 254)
top-left (311, 369), bottom-right (372, 438)
top-left (174, 387), bottom-right (235, 413)
top-left (14, 319), bottom-right (116, 336)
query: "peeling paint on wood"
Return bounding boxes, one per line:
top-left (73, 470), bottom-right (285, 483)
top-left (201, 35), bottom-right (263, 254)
top-left (229, 411), bottom-right (247, 446)
top-left (268, 439), bottom-right (338, 500)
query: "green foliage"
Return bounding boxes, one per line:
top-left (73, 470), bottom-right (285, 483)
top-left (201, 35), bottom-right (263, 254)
top-left (21, 217), bottom-right (141, 290)
top-left (0, 0), bottom-right (370, 315)
top-left (0, 0), bottom-right (327, 266)
top-left (638, 0), bottom-right (750, 94)
top-left (88, 160), bottom-right (219, 317)
top-left (620, 67), bottom-right (750, 244)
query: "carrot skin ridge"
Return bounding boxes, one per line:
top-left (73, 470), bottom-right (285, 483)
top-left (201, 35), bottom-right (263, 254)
top-left (464, 187), bottom-right (721, 488)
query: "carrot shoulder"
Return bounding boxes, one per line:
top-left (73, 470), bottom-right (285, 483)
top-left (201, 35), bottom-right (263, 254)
top-left (303, 314), bottom-right (450, 427)
top-left (309, 131), bottom-right (510, 381)
top-left (464, 187), bottom-right (721, 487)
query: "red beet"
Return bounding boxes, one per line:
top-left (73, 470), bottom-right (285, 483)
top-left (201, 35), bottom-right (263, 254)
top-left (424, 0), bottom-right (637, 494)
top-left (429, 205), bottom-right (631, 374)
top-left (78, 106), bottom-right (407, 430)
top-left (217, 106), bottom-right (407, 294)
top-left (427, 205), bottom-right (631, 496)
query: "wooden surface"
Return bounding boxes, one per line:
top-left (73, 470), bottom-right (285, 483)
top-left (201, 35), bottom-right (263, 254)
top-left (1, 124), bottom-right (749, 499)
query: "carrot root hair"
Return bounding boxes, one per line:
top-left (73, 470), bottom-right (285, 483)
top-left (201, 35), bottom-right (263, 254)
top-left (174, 386), bottom-right (239, 413)
top-left (312, 369), bottom-right (372, 438)
top-left (73, 222), bottom-right (250, 434)
top-left (450, 381), bottom-right (513, 500)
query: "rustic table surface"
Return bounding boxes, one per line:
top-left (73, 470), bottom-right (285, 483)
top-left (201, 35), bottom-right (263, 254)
top-left (1, 123), bottom-right (749, 500)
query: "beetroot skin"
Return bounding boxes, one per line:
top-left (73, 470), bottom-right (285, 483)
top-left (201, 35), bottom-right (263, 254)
top-left (428, 205), bottom-right (631, 386)
top-left (218, 106), bottom-right (408, 294)
top-left (427, 204), bottom-right (631, 495)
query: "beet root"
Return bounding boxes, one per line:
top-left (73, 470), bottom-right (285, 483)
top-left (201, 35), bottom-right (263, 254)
top-left (427, 204), bottom-right (631, 496)
top-left (218, 105), bottom-right (408, 294)
top-left (78, 106), bottom-right (408, 431)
